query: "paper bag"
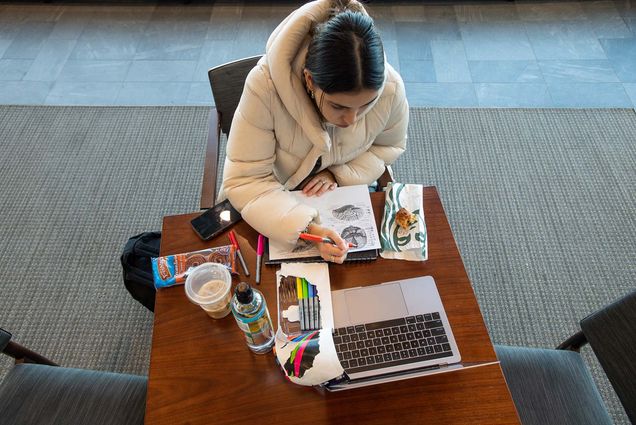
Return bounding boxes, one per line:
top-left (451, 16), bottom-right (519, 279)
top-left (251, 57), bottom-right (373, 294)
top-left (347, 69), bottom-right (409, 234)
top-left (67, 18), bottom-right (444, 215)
top-left (380, 183), bottom-right (428, 261)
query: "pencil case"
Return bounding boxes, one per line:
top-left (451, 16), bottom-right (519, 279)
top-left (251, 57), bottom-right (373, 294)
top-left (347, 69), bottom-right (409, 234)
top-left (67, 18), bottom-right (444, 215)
top-left (152, 245), bottom-right (236, 289)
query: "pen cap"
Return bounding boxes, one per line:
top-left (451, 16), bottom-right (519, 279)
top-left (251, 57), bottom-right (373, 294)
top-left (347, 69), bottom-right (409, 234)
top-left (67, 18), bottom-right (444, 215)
top-left (234, 281), bottom-right (254, 304)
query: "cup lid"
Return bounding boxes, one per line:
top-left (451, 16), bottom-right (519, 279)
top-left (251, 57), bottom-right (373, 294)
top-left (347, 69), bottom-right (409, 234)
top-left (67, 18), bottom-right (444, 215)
top-left (184, 263), bottom-right (232, 305)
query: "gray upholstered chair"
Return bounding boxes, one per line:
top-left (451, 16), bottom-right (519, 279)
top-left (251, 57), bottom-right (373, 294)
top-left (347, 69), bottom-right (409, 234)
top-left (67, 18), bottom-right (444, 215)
top-left (200, 55), bottom-right (395, 209)
top-left (0, 328), bottom-right (147, 424)
top-left (495, 290), bottom-right (636, 425)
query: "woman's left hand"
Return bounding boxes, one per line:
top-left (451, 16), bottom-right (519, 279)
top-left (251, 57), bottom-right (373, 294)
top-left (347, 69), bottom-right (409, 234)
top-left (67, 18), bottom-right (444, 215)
top-left (302, 170), bottom-right (337, 197)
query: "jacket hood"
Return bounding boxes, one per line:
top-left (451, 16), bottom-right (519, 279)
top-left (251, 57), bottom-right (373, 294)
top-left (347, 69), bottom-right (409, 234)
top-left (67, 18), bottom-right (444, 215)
top-left (265, 0), bottom-right (385, 152)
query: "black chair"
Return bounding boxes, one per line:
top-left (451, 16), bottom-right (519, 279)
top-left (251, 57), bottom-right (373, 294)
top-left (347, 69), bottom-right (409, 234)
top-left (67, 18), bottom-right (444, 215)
top-left (495, 290), bottom-right (636, 425)
top-left (200, 55), bottom-right (395, 209)
top-left (0, 328), bottom-right (147, 424)
top-left (201, 55), bottom-right (263, 210)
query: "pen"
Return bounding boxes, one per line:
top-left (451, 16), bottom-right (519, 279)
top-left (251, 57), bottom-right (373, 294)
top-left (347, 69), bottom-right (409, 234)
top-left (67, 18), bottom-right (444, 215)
top-left (228, 230), bottom-right (250, 276)
top-left (296, 277), bottom-right (305, 331)
top-left (255, 234), bottom-right (264, 285)
top-left (299, 232), bottom-right (357, 248)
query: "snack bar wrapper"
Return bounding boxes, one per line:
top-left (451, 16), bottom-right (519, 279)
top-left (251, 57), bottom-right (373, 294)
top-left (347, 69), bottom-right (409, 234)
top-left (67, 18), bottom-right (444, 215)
top-left (380, 183), bottom-right (428, 261)
top-left (152, 245), bottom-right (236, 289)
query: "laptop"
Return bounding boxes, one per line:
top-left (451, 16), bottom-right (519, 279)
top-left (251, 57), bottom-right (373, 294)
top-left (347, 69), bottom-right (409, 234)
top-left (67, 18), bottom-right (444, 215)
top-left (324, 275), bottom-right (462, 391)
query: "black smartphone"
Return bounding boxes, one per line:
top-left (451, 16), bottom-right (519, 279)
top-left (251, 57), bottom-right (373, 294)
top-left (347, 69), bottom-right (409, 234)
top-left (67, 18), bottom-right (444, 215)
top-left (190, 199), bottom-right (242, 241)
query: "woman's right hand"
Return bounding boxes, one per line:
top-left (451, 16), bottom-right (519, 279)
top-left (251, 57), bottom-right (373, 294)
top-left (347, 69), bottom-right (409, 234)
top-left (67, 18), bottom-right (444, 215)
top-left (306, 223), bottom-right (349, 264)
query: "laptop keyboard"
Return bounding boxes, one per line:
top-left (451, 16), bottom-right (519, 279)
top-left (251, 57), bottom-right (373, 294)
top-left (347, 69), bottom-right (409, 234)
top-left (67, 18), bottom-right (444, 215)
top-left (333, 314), bottom-right (453, 374)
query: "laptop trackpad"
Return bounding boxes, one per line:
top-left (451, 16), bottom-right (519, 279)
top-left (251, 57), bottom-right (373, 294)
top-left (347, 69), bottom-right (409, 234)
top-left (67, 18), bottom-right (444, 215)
top-left (344, 283), bottom-right (408, 324)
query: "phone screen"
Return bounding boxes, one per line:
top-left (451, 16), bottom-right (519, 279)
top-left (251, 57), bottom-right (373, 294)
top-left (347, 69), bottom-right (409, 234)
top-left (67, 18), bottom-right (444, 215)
top-left (190, 199), bottom-right (242, 241)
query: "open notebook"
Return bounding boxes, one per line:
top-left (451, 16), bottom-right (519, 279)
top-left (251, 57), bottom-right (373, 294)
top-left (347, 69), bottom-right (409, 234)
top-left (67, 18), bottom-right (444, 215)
top-left (265, 185), bottom-right (381, 265)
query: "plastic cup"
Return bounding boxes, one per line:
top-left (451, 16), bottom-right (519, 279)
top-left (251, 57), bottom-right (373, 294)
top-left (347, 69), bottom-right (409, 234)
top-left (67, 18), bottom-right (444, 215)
top-left (184, 263), bottom-right (232, 319)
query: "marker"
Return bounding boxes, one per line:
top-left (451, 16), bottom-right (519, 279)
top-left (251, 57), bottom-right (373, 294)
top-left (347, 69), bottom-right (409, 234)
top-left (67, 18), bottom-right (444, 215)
top-left (312, 283), bottom-right (320, 329)
top-left (316, 289), bottom-right (321, 329)
top-left (306, 279), bottom-right (315, 329)
top-left (302, 278), bottom-right (310, 330)
top-left (228, 230), bottom-right (250, 276)
top-left (296, 277), bottom-right (305, 331)
top-left (300, 278), bottom-right (310, 330)
top-left (255, 234), bottom-right (264, 285)
top-left (299, 232), bottom-right (357, 248)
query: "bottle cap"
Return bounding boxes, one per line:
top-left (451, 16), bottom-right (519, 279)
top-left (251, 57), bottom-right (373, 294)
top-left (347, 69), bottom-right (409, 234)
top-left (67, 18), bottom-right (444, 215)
top-left (235, 282), bottom-right (253, 304)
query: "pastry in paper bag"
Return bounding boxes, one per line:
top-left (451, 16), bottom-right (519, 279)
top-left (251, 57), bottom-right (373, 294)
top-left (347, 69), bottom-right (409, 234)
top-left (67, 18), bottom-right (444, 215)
top-left (380, 183), bottom-right (428, 261)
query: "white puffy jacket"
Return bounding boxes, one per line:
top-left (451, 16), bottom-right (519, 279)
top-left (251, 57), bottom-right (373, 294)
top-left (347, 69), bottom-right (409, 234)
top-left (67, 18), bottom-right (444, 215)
top-left (220, 0), bottom-right (409, 246)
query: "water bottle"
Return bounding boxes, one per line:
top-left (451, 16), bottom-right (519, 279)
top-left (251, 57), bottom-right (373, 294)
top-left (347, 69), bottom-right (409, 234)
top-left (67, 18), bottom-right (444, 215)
top-left (231, 282), bottom-right (275, 354)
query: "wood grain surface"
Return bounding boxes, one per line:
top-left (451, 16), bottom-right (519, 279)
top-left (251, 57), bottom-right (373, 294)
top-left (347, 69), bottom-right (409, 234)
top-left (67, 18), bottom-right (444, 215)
top-left (146, 187), bottom-right (520, 424)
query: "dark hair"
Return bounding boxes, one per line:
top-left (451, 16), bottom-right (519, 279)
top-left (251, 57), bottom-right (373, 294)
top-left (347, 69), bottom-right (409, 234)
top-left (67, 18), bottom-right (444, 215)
top-left (305, 9), bottom-right (384, 94)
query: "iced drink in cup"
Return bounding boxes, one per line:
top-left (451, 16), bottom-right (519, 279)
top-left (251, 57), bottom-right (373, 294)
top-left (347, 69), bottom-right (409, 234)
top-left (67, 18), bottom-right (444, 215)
top-left (185, 263), bottom-right (232, 319)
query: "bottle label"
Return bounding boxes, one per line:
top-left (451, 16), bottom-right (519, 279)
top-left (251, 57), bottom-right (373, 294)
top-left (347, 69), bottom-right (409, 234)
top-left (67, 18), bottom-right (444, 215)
top-left (234, 309), bottom-right (274, 346)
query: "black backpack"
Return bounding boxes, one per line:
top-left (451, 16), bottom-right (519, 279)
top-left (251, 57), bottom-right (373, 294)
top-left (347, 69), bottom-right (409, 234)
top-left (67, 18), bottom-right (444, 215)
top-left (121, 231), bottom-right (161, 312)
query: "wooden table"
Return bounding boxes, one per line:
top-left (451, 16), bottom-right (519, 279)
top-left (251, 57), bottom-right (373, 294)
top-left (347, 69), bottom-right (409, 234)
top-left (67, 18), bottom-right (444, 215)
top-left (146, 187), bottom-right (520, 424)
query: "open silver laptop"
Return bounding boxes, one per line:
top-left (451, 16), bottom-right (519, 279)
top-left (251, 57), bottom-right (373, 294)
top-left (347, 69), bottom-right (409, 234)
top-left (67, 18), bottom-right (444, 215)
top-left (324, 275), bottom-right (462, 391)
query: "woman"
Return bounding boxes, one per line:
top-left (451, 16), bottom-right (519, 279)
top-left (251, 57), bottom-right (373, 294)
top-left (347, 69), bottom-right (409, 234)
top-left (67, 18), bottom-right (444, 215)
top-left (220, 0), bottom-right (409, 263)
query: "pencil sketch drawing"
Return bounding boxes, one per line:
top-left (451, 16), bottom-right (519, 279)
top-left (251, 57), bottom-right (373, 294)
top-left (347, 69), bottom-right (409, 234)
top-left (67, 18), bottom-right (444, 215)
top-left (332, 204), bottom-right (365, 221)
top-left (292, 238), bottom-right (314, 253)
top-left (341, 226), bottom-right (367, 247)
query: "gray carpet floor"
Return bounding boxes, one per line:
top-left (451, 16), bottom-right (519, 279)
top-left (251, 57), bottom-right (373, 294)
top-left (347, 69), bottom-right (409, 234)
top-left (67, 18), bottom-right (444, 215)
top-left (0, 106), bottom-right (634, 424)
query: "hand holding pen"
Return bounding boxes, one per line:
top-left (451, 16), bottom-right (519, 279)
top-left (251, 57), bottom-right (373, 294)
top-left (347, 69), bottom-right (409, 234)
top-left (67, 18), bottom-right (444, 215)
top-left (299, 233), bottom-right (356, 248)
top-left (303, 223), bottom-right (350, 264)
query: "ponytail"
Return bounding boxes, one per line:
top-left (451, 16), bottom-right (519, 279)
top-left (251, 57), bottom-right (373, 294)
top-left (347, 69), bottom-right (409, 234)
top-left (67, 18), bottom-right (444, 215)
top-left (329, 0), bottom-right (367, 17)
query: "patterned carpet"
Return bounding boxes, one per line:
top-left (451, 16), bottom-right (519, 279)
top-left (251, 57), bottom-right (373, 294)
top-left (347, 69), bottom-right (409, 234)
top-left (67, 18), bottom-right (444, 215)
top-left (0, 106), bottom-right (633, 423)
